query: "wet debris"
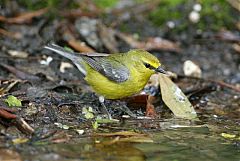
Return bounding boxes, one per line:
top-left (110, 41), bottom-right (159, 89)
top-left (59, 62), bottom-right (73, 73)
top-left (75, 17), bottom-right (105, 51)
top-left (0, 106), bottom-right (17, 119)
top-left (94, 131), bottom-right (153, 144)
top-left (116, 32), bottom-right (181, 52)
top-left (0, 64), bottom-right (41, 82)
top-left (215, 30), bottom-right (240, 43)
top-left (7, 50), bottom-right (29, 58)
top-left (0, 149), bottom-right (22, 161)
top-left (40, 56), bottom-right (53, 66)
top-left (0, 79), bottom-right (22, 95)
top-left (0, 28), bottom-right (22, 39)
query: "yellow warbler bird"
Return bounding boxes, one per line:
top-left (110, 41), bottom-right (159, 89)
top-left (44, 44), bottom-right (166, 118)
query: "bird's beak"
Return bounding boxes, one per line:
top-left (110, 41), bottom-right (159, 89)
top-left (155, 66), bottom-right (167, 74)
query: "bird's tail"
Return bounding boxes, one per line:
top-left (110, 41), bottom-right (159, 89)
top-left (44, 43), bottom-right (86, 75)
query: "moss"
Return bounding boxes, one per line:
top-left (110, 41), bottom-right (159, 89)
top-left (148, 0), bottom-right (237, 31)
top-left (17, 0), bottom-right (59, 10)
top-left (119, 23), bottom-right (129, 33)
top-left (197, 0), bottom-right (236, 30)
top-left (149, 0), bottom-right (185, 25)
top-left (17, 0), bottom-right (79, 10)
top-left (93, 0), bottom-right (119, 9)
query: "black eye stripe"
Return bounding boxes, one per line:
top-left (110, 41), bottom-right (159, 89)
top-left (144, 63), bottom-right (151, 68)
top-left (143, 62), bottom-right (157, 70)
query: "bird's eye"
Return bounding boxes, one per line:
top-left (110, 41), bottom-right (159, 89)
top-left (144, 63), bottom-right (151, 68)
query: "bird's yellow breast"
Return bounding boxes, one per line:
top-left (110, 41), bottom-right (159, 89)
top-left (84, 63), bottom-right (153, 99)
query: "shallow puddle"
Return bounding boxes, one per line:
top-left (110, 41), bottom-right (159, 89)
top-left (9, 116), bottom-right (238, 161)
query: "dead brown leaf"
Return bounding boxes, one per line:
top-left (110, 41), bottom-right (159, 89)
top-left (233, 43), bottom-right (240, 53)
top-left (0, 149), bottom-right (22, 161)
top-left (94, 131), bottom-right (147, 137)
top-left (215, 30), bottom-right (240, 42)
top-left (125, 94), bottom-right (148, 109)
top-left (146, 95), bottom-right (157, 118)
top-left (145, 37), bottom-right (181, 52)
top-left (60, 9), bottom-right (99, 18)
top-left (50, 131), bottom-right (72, 143)
top-left (227, 0), bottom-right (240, 12)
top-left (0, 108), bottom-right (17, 119)
top-left (68, 39), bottom-right (95, 52)
top-left (62, 26), bottom-right (95, 52)
top-left (98, 23), bottom-right (118, 53)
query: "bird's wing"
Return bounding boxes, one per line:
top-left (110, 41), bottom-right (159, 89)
top-left (44, 43), bottom-right (129, 82)
top-left (82, 56), bottom-right (130, 82)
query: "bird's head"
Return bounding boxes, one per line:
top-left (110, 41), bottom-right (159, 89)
top-left (128, 49), bottom-right (166, 75)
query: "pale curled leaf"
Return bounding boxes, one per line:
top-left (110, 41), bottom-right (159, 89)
top-left (75, 129), bottom-right (84, 135)
top-left (117, 136), bottom-right (154, 143)
top-left (54, 122), bottom-right (70, 130)
top-left (8, 50), bottom-right (29, 58)
top-left (12, 138), bottom-right (29, 144)
top-left (94, 131), bottom-right (147, 137)
top-left (221, 133), bottom-right (237, 139)
top-left (159, 74), bottom-right (197, 119)
top-left (96, 117), bottom-right (119, 123)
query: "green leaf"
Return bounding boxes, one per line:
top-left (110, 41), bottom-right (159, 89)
top-left (4, 95), bottom-right (22, 107)
top-left (82, 107), bottom-right (94, 119)
top-left (221, 133), bottom-right (236, 139)
top-left (54, 122), bottom-right (70, 130)
top-left (96, 118), bottom-right (119, 123)
top-left (64, 46), bottom-right (74, 52)
top-left (92, 121), bottom-right (99, 130)
top-left (12, 138), bottom-right (29, 144)
top-left (159, 75), bottom-right (197, 119)
top-left (93, 0), bottom-right (118, 9)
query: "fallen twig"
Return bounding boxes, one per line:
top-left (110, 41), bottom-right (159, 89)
top-left (177, 75), bottom-right (240, 93)
top-left (227, 0), bottom-right (240, 12)
top-left (116, 32), bottom-right (181, 52)
top-left (0, 63), bottom-right (41, 82)
top-left (61, 25), bottom-right (95, 52)
top-left (0, 8), bottom-right (48, 24)
top-left (0, 28), bottom-right (22, 39)
top-left (60, 9), bottom-right (99, 18)
top-left (14, 117), bottom-right (34, 135)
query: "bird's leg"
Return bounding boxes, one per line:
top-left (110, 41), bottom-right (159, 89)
top-left (99, 96), bottom-right (112, 119)
top-left (116, 101), bottom-right (137, 118)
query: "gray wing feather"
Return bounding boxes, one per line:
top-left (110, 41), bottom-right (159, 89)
top-left (44, 43), bottom-right (87, 75)
top-left (82, 56), bottom-right (129, 82)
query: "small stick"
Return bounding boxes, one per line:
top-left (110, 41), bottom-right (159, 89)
top-left (177, 75), bottom-right (240, 93)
